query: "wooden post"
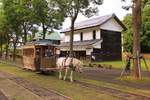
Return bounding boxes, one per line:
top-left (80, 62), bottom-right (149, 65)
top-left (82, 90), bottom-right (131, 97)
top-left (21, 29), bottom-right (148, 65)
top-left (142, 57), bottom-right (149, 71)
top-left (137, 51), bottom-right (141, 79)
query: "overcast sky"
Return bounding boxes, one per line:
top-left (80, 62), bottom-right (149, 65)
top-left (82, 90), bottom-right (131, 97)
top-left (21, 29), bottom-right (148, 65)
top-left (62, 0), bottom-right (132, 29)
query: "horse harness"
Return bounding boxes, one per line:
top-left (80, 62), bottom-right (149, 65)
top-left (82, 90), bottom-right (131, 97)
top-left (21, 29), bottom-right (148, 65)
top-left (62, 57), bottom-right (76, 71)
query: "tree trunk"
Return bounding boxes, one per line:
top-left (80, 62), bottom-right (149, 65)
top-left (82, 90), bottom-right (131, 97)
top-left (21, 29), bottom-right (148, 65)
top-left (22, 24), bottom-right (27, 45)
top-left (43, 29), bottom-right (46, 39)
top-left (24, 32), bottom-right (27, 45)
top-left (70, 18), bottom-right (75, 57)
top-left (42, 24), bottom-right (46, 39)
top-left (13, 42), bottom-right (16, 61)
top-left (0, 44), bottom-right (2, 59)
top-left (5, 44), bottom-right (9, 60)
top-left (132, 0), bottom-right (142, 79)
top-left (5, 34), bottom-right (10, 60)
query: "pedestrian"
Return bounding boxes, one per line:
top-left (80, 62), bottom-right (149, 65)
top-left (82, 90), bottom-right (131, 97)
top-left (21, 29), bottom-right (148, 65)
top-left (125, 53), bottom-right (131, 75)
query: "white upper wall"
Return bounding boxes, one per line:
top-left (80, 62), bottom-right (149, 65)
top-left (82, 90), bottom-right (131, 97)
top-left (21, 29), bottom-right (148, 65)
top-left (62, 26), bottom-right (101, 42)
top-left (100, 18), bottom-right (123, 32)
top-left (64, 35), bottom-right (70, 42)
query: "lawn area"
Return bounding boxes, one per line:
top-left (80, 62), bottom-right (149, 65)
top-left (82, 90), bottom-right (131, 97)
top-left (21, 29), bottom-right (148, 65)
top-left (90, 59), bottom-right (150, 71)
top-left (0, 63), bottom-right (119, 100)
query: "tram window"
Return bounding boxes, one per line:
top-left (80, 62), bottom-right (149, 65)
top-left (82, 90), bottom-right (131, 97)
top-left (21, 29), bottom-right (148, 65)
top-left (44, 48), bottom-right (53, 57)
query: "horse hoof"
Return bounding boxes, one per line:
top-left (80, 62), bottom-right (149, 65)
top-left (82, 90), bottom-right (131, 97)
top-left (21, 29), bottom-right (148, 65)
top-left (70, 80), bottom-right (74, 82)
top-left (59, 77), bottom-right (62, 80)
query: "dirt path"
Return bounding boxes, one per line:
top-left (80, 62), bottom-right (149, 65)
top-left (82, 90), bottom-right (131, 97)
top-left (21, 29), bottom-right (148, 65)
top-left (81, 67), bottom-right (150, 90)
top-left (0, 71), bottom-right (70, 100)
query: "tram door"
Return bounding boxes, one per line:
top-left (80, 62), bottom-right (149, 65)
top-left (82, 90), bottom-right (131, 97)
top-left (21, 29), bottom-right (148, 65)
top-left (35, 48), bottom-right (41, 71)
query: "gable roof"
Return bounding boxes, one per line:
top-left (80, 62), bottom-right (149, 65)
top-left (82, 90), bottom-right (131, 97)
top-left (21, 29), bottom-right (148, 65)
top-left (34, 31), bottom-right (61, 40)
top-left (45, 32), bottom-right (61, 40)
top-left (61, 14), bottom-right (126, 33)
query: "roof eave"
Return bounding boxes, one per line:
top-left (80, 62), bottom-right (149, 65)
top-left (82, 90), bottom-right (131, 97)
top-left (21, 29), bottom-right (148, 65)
top-left (112, 14), bottom-right (127, 31)
top-left (60, 24), bottom-right (101, 33)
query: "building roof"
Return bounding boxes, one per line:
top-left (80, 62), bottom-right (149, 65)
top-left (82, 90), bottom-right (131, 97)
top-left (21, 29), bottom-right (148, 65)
top-left (61, 14), bottom-right (126, 33)
top-left (25, 39), bottom-right (58, 47)
top-left (59, 39), bottom-right (101, 47)
top-left (34, 31), bottom-right (61, 40)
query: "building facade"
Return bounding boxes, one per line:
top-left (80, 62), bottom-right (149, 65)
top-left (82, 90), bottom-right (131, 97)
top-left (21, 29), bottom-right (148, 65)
top-left (59, 14), bottom-right (126, 61)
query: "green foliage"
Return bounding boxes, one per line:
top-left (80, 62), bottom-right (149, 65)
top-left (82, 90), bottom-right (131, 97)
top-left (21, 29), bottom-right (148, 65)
top-left (141, 1), bottom-right (150, 53)
top-left (3, 0), bottom-right (22, 36)
top-left (0, 0), bottom-right (64, 60)
top-left (1, 0), bottom-right (64, 41)
top-left (31, 0), bottom-right (64, 39)
top-left (123, 14), bottom-right (133, 52)
top-left (0, 7), bottom-right (10, 55)
top-left (123, 1), bottom-right (150, 53)
top-left (1, 0), bottom-right (23, 61)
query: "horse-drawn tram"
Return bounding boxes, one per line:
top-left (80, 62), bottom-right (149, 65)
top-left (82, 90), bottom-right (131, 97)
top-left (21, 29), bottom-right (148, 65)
top-left (22, 40), bottom-right (59, 72)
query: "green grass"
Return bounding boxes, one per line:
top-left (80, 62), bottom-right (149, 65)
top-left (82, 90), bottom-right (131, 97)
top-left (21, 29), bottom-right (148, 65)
top-left (0, 63), bottom-right (119, 100)
top-left (0, 58), bottom-right (22, 66)
top-left (90, 59), bottom-right (150, 71)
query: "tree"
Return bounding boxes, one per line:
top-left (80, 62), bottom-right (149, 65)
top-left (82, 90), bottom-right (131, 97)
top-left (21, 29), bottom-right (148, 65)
top-left (122, 0), bottom-right (142, 79)
top-left (132, 0), bottom-right (142, 79)
top-left (31, 0), bottom-right (64, 39)
top-left (1, 0), bottom-right (64, 61)
top-left (2, 0), bottom-right (23, 61)
top-left (16, 0), bottom-right (36, 44)
top-left (55, 0), bottom-right (103, 57)
top-left (0, 10), bottom-right (10, 59)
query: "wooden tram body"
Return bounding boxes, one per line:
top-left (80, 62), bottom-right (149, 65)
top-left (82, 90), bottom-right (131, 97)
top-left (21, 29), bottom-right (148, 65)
top-left (22, 40), bottom-right (59, 72)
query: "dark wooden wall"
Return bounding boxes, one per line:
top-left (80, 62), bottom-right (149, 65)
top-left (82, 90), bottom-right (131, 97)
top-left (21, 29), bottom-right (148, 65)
top-left (92, 30), bottom-right (122, 61)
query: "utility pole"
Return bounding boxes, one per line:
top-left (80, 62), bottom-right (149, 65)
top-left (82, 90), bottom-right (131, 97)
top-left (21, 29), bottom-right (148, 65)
top-left (132, 0), bottom-right (142, 79)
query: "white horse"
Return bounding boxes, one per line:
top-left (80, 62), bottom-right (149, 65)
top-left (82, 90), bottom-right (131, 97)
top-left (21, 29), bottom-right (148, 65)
top-left (56, 57), bottom-right (83, 82)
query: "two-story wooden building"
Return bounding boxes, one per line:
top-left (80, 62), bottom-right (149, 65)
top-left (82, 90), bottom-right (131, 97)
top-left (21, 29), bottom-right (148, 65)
top-left (59, 14), bottom-right (126, 61)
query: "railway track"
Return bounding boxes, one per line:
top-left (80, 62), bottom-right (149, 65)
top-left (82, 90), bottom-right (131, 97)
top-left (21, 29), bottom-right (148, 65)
top-left (0, 90), bottom-right (8, 100)
top-left (0, 71), bottom-right (70, 100)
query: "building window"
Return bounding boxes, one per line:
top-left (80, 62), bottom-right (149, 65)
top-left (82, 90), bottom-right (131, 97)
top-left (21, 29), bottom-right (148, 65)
top-left (80, 32), bottom-right (83, 41)
top-left (93, 30), bottom-right (96, 40)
